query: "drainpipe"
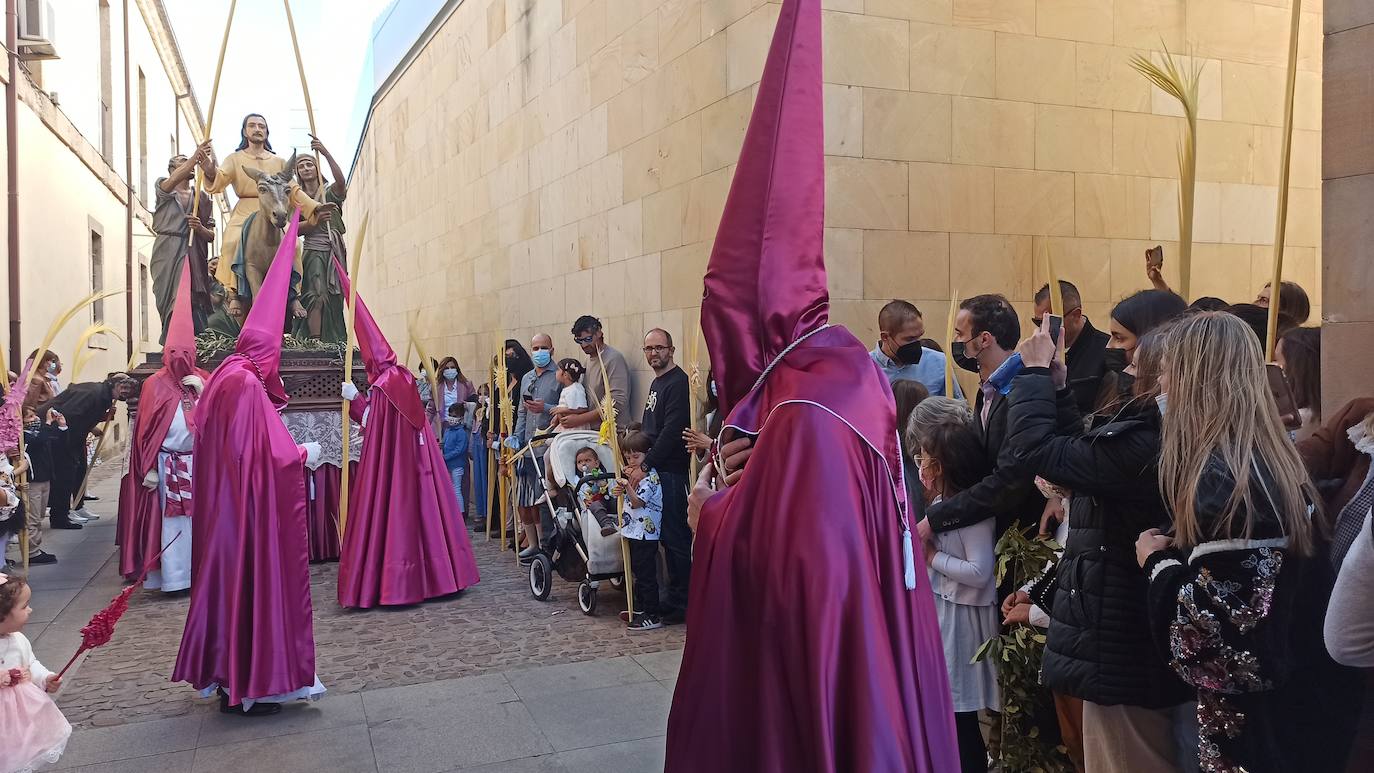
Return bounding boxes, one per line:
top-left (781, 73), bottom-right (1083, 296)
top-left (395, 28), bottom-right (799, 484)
top-left (122, 0), bottom-right (133, 361)
top-left (5, 0), bottom-right (19, 371)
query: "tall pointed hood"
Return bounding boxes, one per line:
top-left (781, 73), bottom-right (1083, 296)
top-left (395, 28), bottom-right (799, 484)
top-left (331, 257), bottom-right (395, 384)
top-left (164, 259), bottom-right (198, 380)
top-left (332, 257), bottom-right (427, 430)
top-left (235, 208), bottom-right (301, 408)
top-left (701, 0), bottom-right (827, 418)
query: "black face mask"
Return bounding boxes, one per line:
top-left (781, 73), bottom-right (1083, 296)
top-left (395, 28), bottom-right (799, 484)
top-left (891, 340), bottom-right (924, 366)
top-left (1116, 371), bottom-right (1137, 397)
top-left (1103, 347), bottom-right (1128, 373)
top-left (951, 340), bottom-right (981, 373)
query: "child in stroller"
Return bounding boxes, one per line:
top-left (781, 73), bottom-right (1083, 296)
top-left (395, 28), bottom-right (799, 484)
top-left (573, 446), bottom-right (617, 537)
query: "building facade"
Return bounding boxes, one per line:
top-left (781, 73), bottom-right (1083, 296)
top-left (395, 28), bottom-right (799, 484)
top-left (1, 0), bottom-right (212, 441)
top-left (348, 0), bottom-right (1326, 413)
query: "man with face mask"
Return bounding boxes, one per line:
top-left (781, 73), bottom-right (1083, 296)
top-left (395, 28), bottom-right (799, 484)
top-left (1032, 281), bottom-right (1109, 415)
top-left (508, 334), bottom-right (563, 559)
top-left (921, 294), bottom-right (1046, 590)
top-left (869, 300), bottom-right (963, 398)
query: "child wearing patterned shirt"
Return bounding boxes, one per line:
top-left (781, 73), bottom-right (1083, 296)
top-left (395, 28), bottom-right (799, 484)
top-left (616, 432), bottom-right (663, 632)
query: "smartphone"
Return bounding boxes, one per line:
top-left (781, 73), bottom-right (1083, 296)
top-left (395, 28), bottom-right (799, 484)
top-left (1146, 245), bottom-right (1164, 270)
top-left (1047, 314), bottom-right (1063, 345)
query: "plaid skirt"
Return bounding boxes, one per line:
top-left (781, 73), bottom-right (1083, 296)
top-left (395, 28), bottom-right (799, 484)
top-left (514, 453), bottom-right (545, 507)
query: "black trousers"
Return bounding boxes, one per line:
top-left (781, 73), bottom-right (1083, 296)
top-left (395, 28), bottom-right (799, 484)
top-left (657, 469), bottom-right (691, 613)
top-left (955, 711), bottom-right (989, 773)
top-left (48, 442), bottom-right (86, 522)
top-left (627, 537), bottom-right (661, 618)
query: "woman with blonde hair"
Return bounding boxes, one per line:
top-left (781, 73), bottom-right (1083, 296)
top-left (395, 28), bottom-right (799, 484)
top-left (1136, 311), bottom-right (1360, 773)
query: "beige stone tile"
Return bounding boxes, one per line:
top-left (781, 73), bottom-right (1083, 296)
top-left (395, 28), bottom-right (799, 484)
top-left (700, 86), bottom-right (755, 172)
top-left (622, 14), bottom-right (660, 87)
top-left (1294, 69), bottom-right (1320, 132)
top-left (592, 260), bottom-right (629, 317)
top-left (1220, 183), bottom-right (1279, 245)
top-left (659, 0), bottom-right (702, 63)
top-left (682, 166), bottom-right (734, 243)
top-left (609, 200), bottom-right (643, 262)
top-left (949, 233), bottom-right (1034, 299)
top-left (552, 223), bottom-right (582, 278)
top-left (1112, 111), bottom-right (1185, 178)
top-left (910, 22), bottom-right (996, 98)
top-left (1186, 0), bottom-right (1275, 67)
top-left (1296, 11), bottom-right (1323, 73)
top-left (1196, 120), bottom-right (1255, 184)
top-left (1113, 0), bottom-right (1184, 49)
top-left (1285, 186), bottom-right (1320, 248)
top-left (622, 114), bottom-right (702, 201)
top-left (1029, 236), bottom-right (1113, 302)
top-left (1254, 126), bottom-right (1321, 193)
top-left (701, 0), bottom-right (766, 36)
top-left (1074, 174), bottom-right (1151, 240)
top-left (1107, 239), bottom-right (1181, 300)
top-left (1189, 242), bottom-right (1253, 301)
top-left (1150, 178), bottom-right (1222, 244)
top-left (867, 0), bottom-right (951, 23)
top-left (827, 157), bottom-right (909, 230)
top-left (1148, 54), bottom-right (1222, 122)
top-left (862, 230), bottom-right (951, 300)
top-left (660, 241), bottom-right (711, 309)
top-left (866, 89), bottom-right (952, 163)
top-left (656, 30), bottom-right (730, 127)
top-left (641, 183), bottom-right (689, 254)
top-left (994, 168), bottom-right (1075, 236)
top-left (1035, 0), bottom-right (1113, 44)
top-left (951, 97), bottom-right (1033, 168)
top-left (577, 0), bottom-right (608, 64)
top-left (1221, 60), bottom-right (1285, 127)
top-left (1035, 104), bottom-right (1112, 173)
top-left (827, 84), bottom-right (866, 158)
top-left (625, 252), bottom-right (664, 313)
top-left (489, 0), bottom-right (508, 45)
top-left (1075, 42), bottom-right (1151, 113)
top-left (953, 0), bottom-right (1035, 33)
top-left (725, 2), bottom-right (781, 94)
top-left (826, 228), bottom-right (865, 300)
top-left (607, 80), bottom-right (646, 151)
top-left (577, 104), bottom-right (610, 167)
top-left (822, 11), bottom-right (910, 90)
top-left (579, 212), bottom-right (611, 270)
top-left (909, 162), bottom-right (995, 233)
top-left (996, 34), bottom-right (1076, 106)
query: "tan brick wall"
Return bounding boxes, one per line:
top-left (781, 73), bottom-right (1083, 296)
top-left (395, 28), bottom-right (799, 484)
top-left (348, 0), bottom-right (1325, 414)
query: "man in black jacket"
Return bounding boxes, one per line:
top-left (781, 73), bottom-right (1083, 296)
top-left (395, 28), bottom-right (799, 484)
top-left (42, 374), bottom-right (138, 529)
top-left (1033, 280), bottom-right (1110, 415)
top-left (640, 328), bottom-right (691, 622)
top-left (920, 295), bottom-right (1044, 557)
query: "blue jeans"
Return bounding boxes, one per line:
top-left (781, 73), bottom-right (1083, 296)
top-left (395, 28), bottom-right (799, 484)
top-left (470, 430), bottom-right (488, 517)
top-left (449, 467), bottom-right (465, 516)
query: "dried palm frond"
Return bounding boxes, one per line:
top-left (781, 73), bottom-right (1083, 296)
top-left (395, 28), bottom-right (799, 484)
top-left (1131, 46), bottom-right (1203, 300)
top-left (1266, 1), bottom-right (1303, 360)
top-left (69, 324), bottom-right (124, 382)
top-left (945, 288), bottom-right (960, 399)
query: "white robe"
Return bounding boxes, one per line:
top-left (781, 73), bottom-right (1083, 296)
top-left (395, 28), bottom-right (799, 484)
top-left (144, 404), bottom-right (194, 592)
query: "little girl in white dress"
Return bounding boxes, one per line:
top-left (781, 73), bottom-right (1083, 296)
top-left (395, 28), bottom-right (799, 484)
top-left (0, 573), bottom-right (71, 772)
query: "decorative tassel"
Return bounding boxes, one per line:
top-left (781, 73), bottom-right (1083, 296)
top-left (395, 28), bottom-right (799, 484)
top-left (902, 528), bottom-right (917, 590)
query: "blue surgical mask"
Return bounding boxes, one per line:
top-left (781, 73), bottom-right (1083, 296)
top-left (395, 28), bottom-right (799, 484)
top-left (443, 368), bottom-right (458, 381)
top-left (532, 350), bottom-right (552, 368)
top-left (47, 362), bottom-right (58, 375)
top-left (1155, 393), bottom-right (1168, 416)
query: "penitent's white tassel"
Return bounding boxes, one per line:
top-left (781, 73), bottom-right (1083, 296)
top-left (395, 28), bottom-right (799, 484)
top-left (902, 529), bottom-right (917, 590)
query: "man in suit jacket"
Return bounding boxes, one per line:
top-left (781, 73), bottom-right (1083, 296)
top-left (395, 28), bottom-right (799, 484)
top-left (1033, 281), bottom-right (1110, 415)
top-left (920, 295), bottom-right (1045, 557)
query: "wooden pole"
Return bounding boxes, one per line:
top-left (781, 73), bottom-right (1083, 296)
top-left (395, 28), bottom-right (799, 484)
top-left (594, 348), bottom-right (635, 619)
top-left (188, 0), bottom-right (237, 242)
top-left (338, 214), bottom-right (370, 540)
top-left (485, 354), bottom-right (496, 541)
top-left (1044, 243), bottom-right (1064, 318)
top-left (1266, 0), bottom-right (1303, 361)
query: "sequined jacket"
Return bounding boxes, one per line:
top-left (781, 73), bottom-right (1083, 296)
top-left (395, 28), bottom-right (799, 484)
top-left (1143, 458), bottom-right (1360, 773)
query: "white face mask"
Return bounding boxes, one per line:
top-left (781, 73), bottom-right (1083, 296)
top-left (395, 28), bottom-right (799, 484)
top-left (1155, 393), bottom-right (1168, 415)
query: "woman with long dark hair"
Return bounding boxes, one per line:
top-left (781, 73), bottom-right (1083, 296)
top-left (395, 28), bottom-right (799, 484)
top-left (1007, 293), bottom-right (1194, 773)
top-left (1276, 326), bottom-right (1321, 440)
top-left (1138, 312), bottom-right (1360, 772)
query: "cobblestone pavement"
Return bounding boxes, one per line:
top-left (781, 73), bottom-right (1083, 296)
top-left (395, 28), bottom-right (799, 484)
top-left (29, 465), bottom-right (685, 731)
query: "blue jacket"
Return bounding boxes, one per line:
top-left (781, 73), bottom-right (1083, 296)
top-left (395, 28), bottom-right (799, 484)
top-left (442, 424), bottom-right (468, 470)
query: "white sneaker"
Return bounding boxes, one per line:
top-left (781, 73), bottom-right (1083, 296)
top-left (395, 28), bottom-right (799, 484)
top-left (73, 508), bottom-right (100, 521)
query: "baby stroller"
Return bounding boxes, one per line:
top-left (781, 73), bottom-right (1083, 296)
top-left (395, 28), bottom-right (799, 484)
top-left (527, 429), bottom-right (626, 615)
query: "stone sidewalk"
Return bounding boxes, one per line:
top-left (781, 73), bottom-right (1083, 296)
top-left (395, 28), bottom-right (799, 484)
top-left (20, 463), bottom-right (683, 772)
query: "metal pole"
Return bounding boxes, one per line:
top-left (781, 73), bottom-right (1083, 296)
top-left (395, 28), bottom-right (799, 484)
top-left (123, 0), bottom-right (134, 361)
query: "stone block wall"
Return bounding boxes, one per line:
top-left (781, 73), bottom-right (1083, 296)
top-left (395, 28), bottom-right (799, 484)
top-left (348, 0), bottom-right (1325, 417)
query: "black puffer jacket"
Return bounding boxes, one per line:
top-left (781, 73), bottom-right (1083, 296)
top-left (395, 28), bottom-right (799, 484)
top-left (1008, 369), bottom-right (1191, 708)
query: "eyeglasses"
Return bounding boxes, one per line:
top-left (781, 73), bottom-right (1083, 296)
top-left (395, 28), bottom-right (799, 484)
top-left (573, 335), bottom-right (595, 345)
top-left (1031, 308), bottom-right (1082, 327)
top-left (642, 345), bottom-right (671, 354)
